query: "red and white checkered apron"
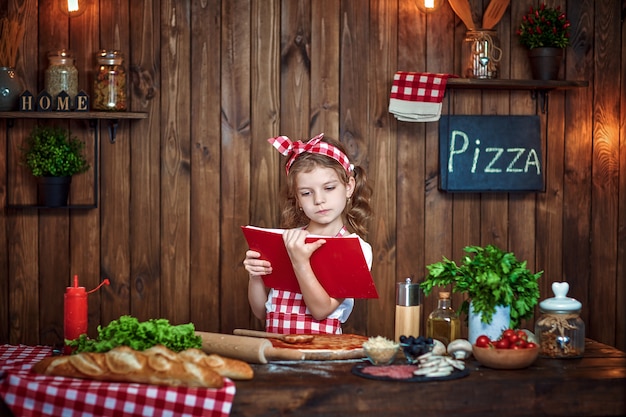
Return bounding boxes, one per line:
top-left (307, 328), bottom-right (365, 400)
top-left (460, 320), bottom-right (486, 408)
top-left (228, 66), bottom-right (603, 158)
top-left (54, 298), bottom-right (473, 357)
top-left (265, 226), bottom-right (347, 335)
top-left (265, 290), bottom-right (342, 334)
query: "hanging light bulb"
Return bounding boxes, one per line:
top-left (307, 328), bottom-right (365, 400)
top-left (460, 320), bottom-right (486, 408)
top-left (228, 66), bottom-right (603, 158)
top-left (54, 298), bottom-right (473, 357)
top-left (417, 0), bottom-right (444, 13)
top-left (67, 0), bottom-right (79, 13)
top-left (58, 0), bottom-right (90, 17)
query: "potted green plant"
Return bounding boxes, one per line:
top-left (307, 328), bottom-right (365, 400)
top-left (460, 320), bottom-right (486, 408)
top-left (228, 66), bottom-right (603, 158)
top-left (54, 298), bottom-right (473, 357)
top-left (516, 3), bottom-right (571, 80)
top-left (21, 125), bottom-right (90, 206)
top-left (420, 245), bottom-right (543, 343)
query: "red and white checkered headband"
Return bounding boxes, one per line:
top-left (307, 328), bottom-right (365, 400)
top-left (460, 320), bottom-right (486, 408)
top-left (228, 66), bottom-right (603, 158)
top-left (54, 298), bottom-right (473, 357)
top-left (268, 133), bottom-right (353, 176)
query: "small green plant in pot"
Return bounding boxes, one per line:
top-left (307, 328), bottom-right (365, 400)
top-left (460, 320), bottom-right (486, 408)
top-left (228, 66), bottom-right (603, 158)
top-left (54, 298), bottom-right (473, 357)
top-left (21, 125), bottom-right (90, 206)
top-left (420, 245), bottom-right (543, 342)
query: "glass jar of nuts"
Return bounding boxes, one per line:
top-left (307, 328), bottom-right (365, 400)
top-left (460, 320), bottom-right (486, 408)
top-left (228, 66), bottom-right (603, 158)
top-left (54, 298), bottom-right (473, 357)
top-left (45, 49), bottom-right (78, 101)
top-left (93, 50), bottom-right (127, 111)
top-left (535, 282), bottom-right (585, 359)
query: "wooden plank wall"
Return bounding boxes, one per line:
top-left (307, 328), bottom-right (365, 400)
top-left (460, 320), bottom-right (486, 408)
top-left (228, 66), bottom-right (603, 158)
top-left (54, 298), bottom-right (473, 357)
top-left (0, 0), bottom-right (624, 352)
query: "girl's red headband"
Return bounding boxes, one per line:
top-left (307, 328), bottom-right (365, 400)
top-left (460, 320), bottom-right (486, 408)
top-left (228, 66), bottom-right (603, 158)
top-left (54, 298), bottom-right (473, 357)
top-left (267, 133), bottom-right (353, 175)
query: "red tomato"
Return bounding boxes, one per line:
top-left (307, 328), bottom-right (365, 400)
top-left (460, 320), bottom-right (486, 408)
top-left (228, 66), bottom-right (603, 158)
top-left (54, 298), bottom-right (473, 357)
top-left (510, 344), bottom-right (523, 350)
top-left (502, 329), bottom-right (515, 339)
top-left (516, 330), bottom-right (528, 341)
top-left (475, 335), bottom-right (491, 348)
top-left (515, 339), bottom-right (528, 349)
top-left (495, 338), bottom-right (510, 349)
top-left (507, 334), bottom-right (520, 344)
top-left (526, 342), bottom-right (538, 349)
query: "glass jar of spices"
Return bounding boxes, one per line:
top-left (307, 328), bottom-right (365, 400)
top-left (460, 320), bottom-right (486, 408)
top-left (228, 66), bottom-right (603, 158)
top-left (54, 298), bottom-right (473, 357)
top-left (45, 49), bottom-right (78, 100)
top-left (535, 282), bottom-right (585, 359)
top-left (93, 50), bottom-right (127, 111)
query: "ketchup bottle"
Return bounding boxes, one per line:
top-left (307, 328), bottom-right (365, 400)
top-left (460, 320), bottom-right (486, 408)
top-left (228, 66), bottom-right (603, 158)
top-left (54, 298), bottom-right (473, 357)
top-left (64, 275), bottom-right (109, 354)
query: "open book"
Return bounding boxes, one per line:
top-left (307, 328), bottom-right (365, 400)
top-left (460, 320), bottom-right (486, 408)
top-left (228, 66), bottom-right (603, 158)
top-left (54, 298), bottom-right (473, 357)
top-left (241, 225), bottom-right (379, 299)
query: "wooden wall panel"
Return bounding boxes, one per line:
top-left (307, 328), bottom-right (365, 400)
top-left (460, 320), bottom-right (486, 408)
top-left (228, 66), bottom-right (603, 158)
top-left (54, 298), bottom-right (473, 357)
top-left (395, 0), bottom-right (426, 325)
top-left (425, 4), bottom-right (457, 327)
top-left (248, 0), bottom-right (280, 330)
top-left (590, 0), bottom-right (621, 347)
top-left (99, 0), bottom-right (133, 327)
top-left (68, 0), bottom-right (100, 337)
top-left (562, 0), bottom-right (594, 329)
top-left (220, 0), bottom-right (252, 334)
top-left (128, 0), bottom-right (161, 323)
top-left (367, 0), bottom-right (397, 338)
top-left (189, 0), bottom-right (221, 332)
top-left (0, 0), bottom-right (623, 352)
top-left (160, 0), bottom-right (192, 325)
top-left (339, 0), bottom-right (370, 335)
top-left (618, 0), bottom-right (626, 353)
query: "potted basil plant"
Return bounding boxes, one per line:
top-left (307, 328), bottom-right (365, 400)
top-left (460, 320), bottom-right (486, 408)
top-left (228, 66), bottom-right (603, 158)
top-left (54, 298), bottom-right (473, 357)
top-left (420, 245), bottom-right (543, 343)
top-left (21, 125), bottom-right (90, 207)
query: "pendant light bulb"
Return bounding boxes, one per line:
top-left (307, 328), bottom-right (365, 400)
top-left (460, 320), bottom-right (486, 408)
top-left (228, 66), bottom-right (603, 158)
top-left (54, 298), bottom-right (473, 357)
top-left (59, 0), bottom-right (89, 17)
top-left (417, 0), bottom-right (444, 13)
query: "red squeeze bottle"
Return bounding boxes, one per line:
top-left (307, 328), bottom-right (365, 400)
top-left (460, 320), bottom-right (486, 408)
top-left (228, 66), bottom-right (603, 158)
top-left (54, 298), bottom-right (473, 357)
top-left (64, 275), bottom-right (109, 354)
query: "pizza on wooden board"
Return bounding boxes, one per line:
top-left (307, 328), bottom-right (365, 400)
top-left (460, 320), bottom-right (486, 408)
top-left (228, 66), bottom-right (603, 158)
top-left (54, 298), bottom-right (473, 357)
top-left (269, 333), bottom-right (369, 360)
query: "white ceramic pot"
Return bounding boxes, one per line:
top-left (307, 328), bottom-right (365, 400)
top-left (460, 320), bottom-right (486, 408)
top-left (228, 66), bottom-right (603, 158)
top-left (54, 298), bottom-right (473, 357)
top-left (468, 302), bottom-right (511, 344)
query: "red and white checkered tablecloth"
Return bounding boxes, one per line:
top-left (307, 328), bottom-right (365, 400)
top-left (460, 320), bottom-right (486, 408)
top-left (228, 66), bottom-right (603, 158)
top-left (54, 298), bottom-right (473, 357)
top-left (0, 344), bottom-right (236, 417)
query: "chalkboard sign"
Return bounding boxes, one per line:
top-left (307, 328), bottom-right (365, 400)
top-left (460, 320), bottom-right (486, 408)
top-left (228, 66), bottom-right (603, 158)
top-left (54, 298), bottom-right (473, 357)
top-left (439, 115), bottom-right (544, 192)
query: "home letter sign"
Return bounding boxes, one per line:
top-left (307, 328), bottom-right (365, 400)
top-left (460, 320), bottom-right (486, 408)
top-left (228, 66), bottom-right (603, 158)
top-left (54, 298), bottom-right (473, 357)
top-left (439, 115), bottom-right (543, 192)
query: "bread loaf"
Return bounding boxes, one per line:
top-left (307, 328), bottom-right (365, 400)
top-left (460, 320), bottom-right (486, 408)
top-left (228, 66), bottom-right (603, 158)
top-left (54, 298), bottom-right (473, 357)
top-left (32, 345), bottom-right (253, 388)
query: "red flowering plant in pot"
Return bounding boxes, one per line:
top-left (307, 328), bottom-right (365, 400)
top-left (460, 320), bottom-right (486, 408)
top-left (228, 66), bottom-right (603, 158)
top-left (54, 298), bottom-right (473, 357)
top-left (516, 3), bottom-right (571, 80)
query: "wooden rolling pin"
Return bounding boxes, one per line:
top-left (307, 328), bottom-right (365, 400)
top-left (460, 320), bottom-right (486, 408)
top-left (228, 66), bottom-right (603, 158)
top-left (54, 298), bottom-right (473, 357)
top-left (233, 329), bottom-right (314, 344)
top-left (195, 331), bottom-right (304, 364)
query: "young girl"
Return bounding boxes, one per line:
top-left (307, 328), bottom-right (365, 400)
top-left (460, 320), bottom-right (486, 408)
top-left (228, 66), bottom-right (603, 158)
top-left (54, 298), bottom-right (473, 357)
top-left (243, 133), bottom-right (373, 334)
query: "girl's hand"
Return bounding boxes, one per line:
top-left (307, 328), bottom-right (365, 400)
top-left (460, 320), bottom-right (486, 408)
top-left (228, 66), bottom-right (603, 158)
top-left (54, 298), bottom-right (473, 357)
top-left (243, 250), bottom-right (272, 276)
top-left (282, 229), bottom-right (326, 266)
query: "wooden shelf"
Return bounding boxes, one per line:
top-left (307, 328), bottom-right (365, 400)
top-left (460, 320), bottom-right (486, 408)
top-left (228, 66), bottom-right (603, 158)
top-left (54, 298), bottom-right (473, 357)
top-left (0, 111), bottom-right (147, 143)
top-left (446, 78), bottom-right (589, 91)
top-left (0, 111), bottom-right (148, 120)
top-left (446, 79), bottom-right (588, 113)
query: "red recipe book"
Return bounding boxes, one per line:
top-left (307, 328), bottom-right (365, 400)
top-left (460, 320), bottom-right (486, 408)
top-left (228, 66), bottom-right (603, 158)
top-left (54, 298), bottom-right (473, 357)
top-left (241, 225), bottom-right (379, 299)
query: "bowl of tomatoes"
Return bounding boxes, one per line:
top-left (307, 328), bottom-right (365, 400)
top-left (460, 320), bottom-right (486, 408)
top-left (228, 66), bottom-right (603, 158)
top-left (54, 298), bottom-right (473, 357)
top-left (472, 329), bottom-right (539, 370)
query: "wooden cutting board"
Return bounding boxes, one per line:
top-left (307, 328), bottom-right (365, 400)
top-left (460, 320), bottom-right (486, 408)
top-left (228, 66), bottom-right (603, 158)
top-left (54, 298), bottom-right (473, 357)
top-left (243, 331), bottom-right (369, 361)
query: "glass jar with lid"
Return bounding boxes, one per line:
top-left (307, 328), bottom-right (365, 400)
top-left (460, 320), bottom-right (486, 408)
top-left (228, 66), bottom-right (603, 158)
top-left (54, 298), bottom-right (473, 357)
top-left (462, 30), bottom-right (502, 79)
top-left (93, 49), bottom-right (127, 111)
top-left (45, 49), bottom-right (78, 100)
top-left (535, 282), bottom-right (585, 359)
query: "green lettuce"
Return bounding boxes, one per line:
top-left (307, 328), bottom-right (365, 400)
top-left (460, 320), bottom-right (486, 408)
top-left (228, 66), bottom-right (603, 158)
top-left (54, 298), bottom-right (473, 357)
top-left (66, 315), bottom-right (203, 353)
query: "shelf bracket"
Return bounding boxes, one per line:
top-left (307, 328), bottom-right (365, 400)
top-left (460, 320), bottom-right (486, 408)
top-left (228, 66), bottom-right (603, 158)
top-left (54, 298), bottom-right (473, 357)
top-left (107, 119), bottom-right (119, 143)
top-left (530, 90), bottom-right (550, 114)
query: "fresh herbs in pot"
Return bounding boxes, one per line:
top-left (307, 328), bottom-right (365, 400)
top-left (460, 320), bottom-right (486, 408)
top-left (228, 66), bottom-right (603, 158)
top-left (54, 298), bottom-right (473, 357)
top-left (66, 315), bottom-right (203, 353)
top-left (420, 245), bottom-right (543, 329)
top-left (21, 125), bottom-right (89, 177)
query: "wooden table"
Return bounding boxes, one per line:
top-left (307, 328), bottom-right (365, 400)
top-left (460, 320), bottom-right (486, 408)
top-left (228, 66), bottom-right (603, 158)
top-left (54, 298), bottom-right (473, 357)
top-left (231, 339), bottom-right (626, 417)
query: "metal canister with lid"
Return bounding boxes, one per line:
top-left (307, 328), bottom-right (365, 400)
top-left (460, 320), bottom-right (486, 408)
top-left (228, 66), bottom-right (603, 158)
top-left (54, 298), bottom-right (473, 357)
top-left (535, 282), bottom-right (585, 358)
top-left (93, 49), bottom-right (127, 110)
top-left (394, 278), bottom-right (422, 342)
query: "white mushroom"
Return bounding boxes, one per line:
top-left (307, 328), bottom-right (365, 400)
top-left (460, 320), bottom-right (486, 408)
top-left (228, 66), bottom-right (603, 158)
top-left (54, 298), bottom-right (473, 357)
top-left (447, 339), bottom-right (473, 360)
top-left (431, 339), bottom-right (446, 355)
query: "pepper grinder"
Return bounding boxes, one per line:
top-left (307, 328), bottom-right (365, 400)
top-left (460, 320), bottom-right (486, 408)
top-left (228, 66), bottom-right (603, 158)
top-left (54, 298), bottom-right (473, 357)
top-left (394, 278), bottom-right (422, 342)
top-left (64, 275), bottom-right (109, 354)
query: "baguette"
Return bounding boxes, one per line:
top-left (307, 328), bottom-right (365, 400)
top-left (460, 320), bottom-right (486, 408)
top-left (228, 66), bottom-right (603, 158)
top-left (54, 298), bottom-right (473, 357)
top-left (178, 348), bottom-right (254, 380)
top-left (32, 345), bottom-right (253, 388)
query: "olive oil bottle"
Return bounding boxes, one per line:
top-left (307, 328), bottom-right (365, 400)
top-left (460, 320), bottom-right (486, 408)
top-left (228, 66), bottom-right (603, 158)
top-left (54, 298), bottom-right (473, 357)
top-left (426, 291), bottom-right (460, 346)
